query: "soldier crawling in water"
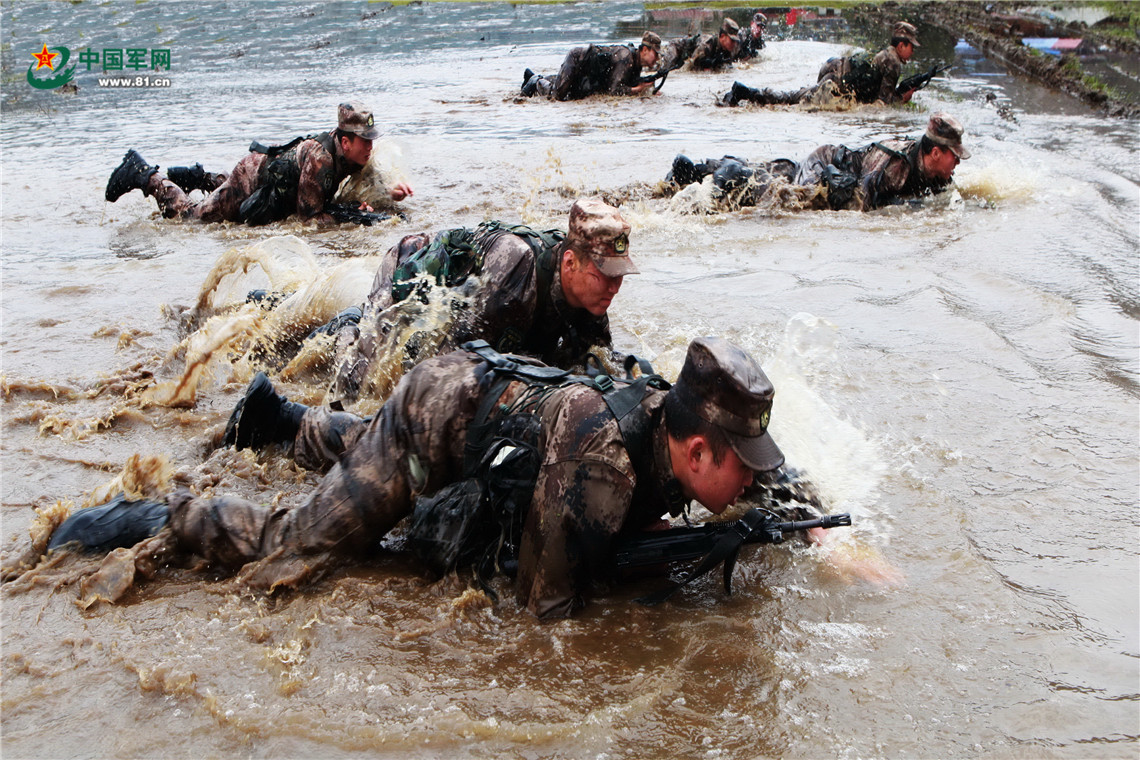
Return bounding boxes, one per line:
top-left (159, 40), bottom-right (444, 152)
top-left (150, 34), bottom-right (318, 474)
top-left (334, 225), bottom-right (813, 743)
top-left (37, 335), bottom-right (899, 618)
top-left (104, 101), bottom-right (413, 225)
top-left (718, 21), bottom-right (922, 108)
top-left (667, 112), bottom-right (971, 212)
top-left (521, 32), bottom-right (662, 100)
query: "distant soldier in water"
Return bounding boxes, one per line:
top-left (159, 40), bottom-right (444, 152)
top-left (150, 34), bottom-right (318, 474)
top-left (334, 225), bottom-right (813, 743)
top-left (104, 101), bottom-right (413, 224)
top-left (668, 112), bottom-right (971, 212)
top-left (659, 18), bottom-right (741, 72)
top-left (521, 32), bottom-right (662, 100)
top-left (718, 21), bottom-right (920, 107)
top-left (734, 12), bottom-right (767, 61)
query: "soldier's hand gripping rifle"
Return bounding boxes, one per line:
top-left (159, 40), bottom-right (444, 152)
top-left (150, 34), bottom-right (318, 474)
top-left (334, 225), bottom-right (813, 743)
top-left (639, 61), bottom-right (683, 94)
top-left (896, 62), bottom-right (951, 97)
top-left (613, 507), bottom-right (851, 604)
top-left (325, 203), bottom-right (407, 227)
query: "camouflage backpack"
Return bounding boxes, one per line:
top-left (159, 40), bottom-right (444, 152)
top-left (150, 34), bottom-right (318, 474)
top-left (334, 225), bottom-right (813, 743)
top-left (391, 220), bottom-right (565, 304)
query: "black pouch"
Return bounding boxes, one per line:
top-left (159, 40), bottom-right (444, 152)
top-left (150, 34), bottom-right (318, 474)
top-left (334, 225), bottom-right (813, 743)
top-left (238, 157), bottom-right (299, 226)
top-left (406, 478), bottom-right (490, 577)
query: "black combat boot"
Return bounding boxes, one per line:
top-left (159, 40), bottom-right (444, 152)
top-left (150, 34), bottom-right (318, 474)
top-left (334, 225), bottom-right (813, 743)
top-left (166, 163), bottom-right (224, 193)
top-left (668, 155), bottom-right (703, 187)
top-left (105, 149), bottom-right (159, 202)
top-left (717, 81), bottom-right (758, 107)
top-left (306, 305), bottom-right (363, 341)
top-left (48, 493), bottom-right (170, 554)
top-left (521, 69), bottom-right (541, 97)
top-left (223, 372), bottom-right (308, 450)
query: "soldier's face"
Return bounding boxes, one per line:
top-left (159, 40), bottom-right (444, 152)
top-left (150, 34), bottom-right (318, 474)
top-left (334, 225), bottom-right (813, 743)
top-left (562, 252), bottom-right (623, 316)
top-left (924, 145), bottom-right (960, 181)
top-left (687, 442), bottom-right (755, 514)
top-left (639, 46), bottom-right (658, 68)
top-left (897, 41), bottom-right (915, 62)
top-left (341, 135), bottom-right (373, 167)
top-left (719, 33), bottom-right (737, 54)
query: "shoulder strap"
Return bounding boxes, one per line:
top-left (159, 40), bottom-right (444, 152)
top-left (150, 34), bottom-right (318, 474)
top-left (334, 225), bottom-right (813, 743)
top-left (871, 141), bottom-right (909, 161)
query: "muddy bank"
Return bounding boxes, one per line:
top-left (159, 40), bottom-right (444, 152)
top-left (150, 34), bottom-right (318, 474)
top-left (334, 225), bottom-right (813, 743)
top-left (862, 1), bottom-right (1140, 118)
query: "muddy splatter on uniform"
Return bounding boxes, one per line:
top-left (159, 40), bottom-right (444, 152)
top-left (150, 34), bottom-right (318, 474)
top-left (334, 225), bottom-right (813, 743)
top-left (331, 197), bottom-right (632, 402)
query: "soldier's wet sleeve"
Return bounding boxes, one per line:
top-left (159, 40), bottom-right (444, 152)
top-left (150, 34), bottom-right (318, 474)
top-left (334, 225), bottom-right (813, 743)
top-left (858, 149), bottom-right (909, 210)
top-left (295, 140), bottom-right (335, 218)
top-left (516, 457), bottom-right (635, 619)
top-left (873, 49), bottom-right (903, 103)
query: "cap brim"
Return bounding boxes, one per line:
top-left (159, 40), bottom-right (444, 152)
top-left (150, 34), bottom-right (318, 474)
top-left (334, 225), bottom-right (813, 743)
top-left (592, 253), bottom-right (639, 277)
top-left (358, 127), bottom-right (382, 140)
top-left (952, 144), bottom-right (970, 160)
top-left (728, 430), bottom-right (784, 472)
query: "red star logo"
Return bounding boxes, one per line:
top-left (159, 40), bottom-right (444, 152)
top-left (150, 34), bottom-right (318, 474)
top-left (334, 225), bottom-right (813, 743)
top-left (32, 44), bottom-right (57, 71)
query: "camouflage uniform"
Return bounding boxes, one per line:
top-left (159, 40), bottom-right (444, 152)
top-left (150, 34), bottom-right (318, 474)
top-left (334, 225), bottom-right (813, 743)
top-left (670, 113), bottom-right (970, 212)
top-left (331, 198), bottom-right (634, 402)
top-left (170, 335), bottom-right (786, 618)
top-left (169, 349), bottom-right (684, 618)
top-left (527, 32), bottom-right (661, 101)
top-left (141, 102), bottom-right (378, 222)
top-left (816, 44), bottom-right (905, 105)
top-left (660, 18), bottom-right (739, 71)
top-left (725, 21), bottom-right (918, 108)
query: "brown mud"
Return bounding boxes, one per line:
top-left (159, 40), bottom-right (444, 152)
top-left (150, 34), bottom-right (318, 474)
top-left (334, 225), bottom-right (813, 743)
top-left (863, 0), bottom-right (1140, 118)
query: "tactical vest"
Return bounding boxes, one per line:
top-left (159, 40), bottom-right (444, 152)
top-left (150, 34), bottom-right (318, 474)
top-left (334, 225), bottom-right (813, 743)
top-left (406, 340), bottom-right (669, 593)
top-left (840, 51), bottom-right (883, 103)
top-left (238, 131), bottom-right (338, 226)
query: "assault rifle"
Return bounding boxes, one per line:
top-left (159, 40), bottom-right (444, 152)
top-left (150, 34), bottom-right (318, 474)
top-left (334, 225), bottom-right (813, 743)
top-left (614, 507), bottom-right (851, 604)
top-left (325, 203), bottom-right (406, 227)
top-left (639, 61), bottom-right (684, 94)
top-left (896, 63), bottom-right (951, 97)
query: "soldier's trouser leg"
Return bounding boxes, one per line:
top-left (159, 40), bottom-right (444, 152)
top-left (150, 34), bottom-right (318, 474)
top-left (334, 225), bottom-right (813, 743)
top-left (169, 399), bottom-right (417, 570)
top-left (145, 153), bottom-right (264, 222)
top-left (292, 406), bottom-right (370, 473)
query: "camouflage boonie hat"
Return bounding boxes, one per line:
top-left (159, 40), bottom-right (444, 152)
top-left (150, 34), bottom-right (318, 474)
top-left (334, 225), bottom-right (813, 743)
top-left (720, 18), bottom-right (740, 37)
top-left (670, 337), bottom-right (785, 472)
top-left (567, 197), bottom-right (638, 278)
top-left (641, 31), bottom-right (662, 54)
top-left (926, 112), bottom-right (971, 159)
top-left (893, 21), bottom-right (920, 47)
top-left (338, 101), bottom-right (381, 140)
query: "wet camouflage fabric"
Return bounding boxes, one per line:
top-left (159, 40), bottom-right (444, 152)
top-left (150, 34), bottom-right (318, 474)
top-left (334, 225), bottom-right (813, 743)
top-left (661, 33), bottom-right (734, 72)
top-left (796, 138), bottom-right (950, 210)
top-left (550, 44), bottom-right (645, 101)
top-left (331, 227), bottom-right (613, 401)
top-left (817, 45), bottom-right (904, 104)
top-left (144, 132), bottom-right (355, 222)
top-left (169, 349), bottom-right (682, 618)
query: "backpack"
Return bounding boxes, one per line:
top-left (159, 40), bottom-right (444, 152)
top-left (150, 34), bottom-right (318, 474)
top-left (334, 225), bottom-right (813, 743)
top-left (840, 51), bottom-right (882, 103)
top-left (390, 221), bottom-right (565, 303)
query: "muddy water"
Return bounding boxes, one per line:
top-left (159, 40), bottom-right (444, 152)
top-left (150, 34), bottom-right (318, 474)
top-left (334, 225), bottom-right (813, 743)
top-left (2, 3), bottom-right (1137, 759)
